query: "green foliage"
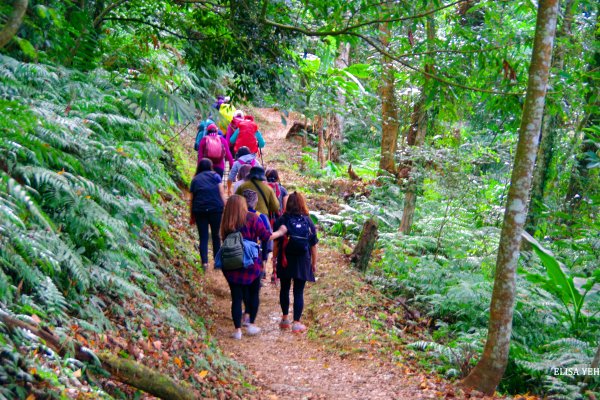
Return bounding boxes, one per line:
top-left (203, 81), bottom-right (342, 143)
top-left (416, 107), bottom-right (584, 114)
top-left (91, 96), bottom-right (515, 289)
top-left (522, 232), bottom-right (600, 335)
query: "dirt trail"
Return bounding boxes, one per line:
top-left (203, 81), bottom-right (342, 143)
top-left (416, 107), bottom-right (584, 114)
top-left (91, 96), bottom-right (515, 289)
top-left (203, 109), bottom-right (427, 400)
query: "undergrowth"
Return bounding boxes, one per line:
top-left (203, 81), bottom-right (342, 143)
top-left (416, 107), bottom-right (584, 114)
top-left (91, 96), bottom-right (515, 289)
top-left (0, 55), bottom-right (250, 398)
top-left (298, 124), bottom-right (599, 398)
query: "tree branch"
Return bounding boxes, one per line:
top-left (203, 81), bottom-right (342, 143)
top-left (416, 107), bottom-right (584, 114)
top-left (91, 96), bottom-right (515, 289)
top-left (349, 32), bottom-right (526, 96)
top-left (261, 0), bottom-right (469, 37)
top-left (93, 0), bottom-right (131, 28)
top-left (0, 0), bottom-right (28, 49)
top-left (101, 17), bottom-right (226, 41)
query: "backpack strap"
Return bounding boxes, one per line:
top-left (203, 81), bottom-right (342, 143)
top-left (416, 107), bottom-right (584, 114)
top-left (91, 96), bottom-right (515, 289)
top-left (250, 179), bottom-right (269, 206)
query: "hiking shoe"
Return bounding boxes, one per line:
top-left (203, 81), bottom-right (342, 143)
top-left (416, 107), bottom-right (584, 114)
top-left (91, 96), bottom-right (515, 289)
top-left (231, 330), bottom-right (242, 340)
top-left (201, 263), bottom-right (208, 272)
top-left (279, 319), bottom-right (291, 330)
top-left (246, 325), bottom-right (261, 336)
top-left (242, 314), bottom-right (250, 327)
top-left (291, 322), bottom-right (307, 333)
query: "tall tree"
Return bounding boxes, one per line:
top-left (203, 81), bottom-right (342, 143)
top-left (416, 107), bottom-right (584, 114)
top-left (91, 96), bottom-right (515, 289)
top-left (564, 8), bottom-right (599, 214)
top-left (399, 14), bottom-right (435, 235)
top-left (526, 0), bottom-right (576, 233)
top-left (0, 0), bottom-right (28, 49)
top-left (378, 14), bottom-right (399, 174)
top-left (461, 0), bottom-right (559, 394)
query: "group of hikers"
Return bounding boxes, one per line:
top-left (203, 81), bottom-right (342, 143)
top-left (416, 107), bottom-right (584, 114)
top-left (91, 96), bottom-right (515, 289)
top-left (189, 97), bottom-right (318, 339)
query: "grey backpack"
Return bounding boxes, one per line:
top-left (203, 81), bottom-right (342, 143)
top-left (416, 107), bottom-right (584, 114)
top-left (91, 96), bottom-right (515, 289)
top-left (221, 231), bottom-right (244, 270)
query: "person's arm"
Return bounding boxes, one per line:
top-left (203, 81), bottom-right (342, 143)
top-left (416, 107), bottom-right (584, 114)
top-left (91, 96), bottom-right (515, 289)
top-left (256, 131), bottom-right (265, 148)
top-left (310, 245), bottom-right (317, 273)
top-left (270, 225), bottom-right (287, 241)
top-left (227, 179), bottom-right (233, 196)
top-left (218, 183), bottom-right (226, 204)
top-left (223, 137), bottom-right (234, 168)
top-left (230, 128), bottom-right (239, 144)
top-left (189, 184), bottom-right (196, 225)
top-left (228, 162), bottom-right (239, 183)
top-left (198, 138), bottom-right (206, 162)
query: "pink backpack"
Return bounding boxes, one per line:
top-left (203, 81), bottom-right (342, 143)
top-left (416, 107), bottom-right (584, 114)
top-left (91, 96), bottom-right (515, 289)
top-left (205, 134), bottom-right (224, 160)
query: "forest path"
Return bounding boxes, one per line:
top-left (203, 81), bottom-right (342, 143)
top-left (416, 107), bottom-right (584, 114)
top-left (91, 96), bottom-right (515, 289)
top-left (202, 109), bottom-right (426, 400)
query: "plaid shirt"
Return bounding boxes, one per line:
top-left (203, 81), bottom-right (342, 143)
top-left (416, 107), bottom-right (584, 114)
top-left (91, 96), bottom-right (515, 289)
top-left (222, 212), bottom-right (271, 285)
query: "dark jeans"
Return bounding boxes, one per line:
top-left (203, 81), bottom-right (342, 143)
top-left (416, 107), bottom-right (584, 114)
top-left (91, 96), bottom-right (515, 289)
top-left (279, 277), bottom-right (306, 322)
top-left (228, 277), bottom-right (261, 328)
top-left (213, 166), bottom-right (224, 178)
top-left (194, 211), bottom-right (222, 264)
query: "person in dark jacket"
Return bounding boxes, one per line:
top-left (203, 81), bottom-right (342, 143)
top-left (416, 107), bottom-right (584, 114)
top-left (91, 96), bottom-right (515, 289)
top-left (190, 158), bottom-right (227, 270)
top-left (271, 192), bottom-right (318, 333)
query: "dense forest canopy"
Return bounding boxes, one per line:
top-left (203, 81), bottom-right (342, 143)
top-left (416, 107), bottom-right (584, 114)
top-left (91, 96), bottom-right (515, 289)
top-left (0, 0), bottom-right (598, 399)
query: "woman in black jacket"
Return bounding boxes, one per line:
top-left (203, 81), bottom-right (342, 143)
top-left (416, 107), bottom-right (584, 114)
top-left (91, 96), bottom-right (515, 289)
top-left (271, 192), bottom-right (318, 333)
top-left (190, 158), bottom-right (227, 270)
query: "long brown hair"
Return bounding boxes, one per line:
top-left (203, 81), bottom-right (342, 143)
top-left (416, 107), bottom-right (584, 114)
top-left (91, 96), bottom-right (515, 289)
top-left (220, 195), bottom-right (248, 238)
top-left (284, 192), bottom-right (309, 216)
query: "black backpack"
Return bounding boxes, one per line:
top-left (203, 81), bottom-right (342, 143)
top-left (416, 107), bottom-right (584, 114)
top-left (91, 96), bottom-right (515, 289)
top-left (285, 215), bottom-right (311, 256)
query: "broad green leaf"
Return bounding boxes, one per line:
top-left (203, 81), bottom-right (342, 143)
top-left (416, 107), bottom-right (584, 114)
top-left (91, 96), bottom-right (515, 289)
top-left (521, 232), bottom-right (582, 306)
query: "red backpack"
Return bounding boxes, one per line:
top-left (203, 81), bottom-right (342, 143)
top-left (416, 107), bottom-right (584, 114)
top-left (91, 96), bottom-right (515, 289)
top-left (234, 116), bottom-right (259, 153)
top-left (204, 134), bottom-right (224, 161)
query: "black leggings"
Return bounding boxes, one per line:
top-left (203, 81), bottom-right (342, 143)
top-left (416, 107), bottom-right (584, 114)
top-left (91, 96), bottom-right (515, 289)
top-left (279, 277), bottom-right (306, 322)
top-left (194, 211), bottom-right (222, 264)
top-left (228, 277), bottom-right (261, 328)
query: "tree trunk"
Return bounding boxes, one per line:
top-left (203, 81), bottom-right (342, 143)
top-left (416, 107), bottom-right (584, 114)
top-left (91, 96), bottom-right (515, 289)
top-left (399, 15), bottom-right (434, 235)
top-left (0, 311), bottom-right (197, 400)
top-left (399, 189), bottom-right (418, 234)
top-left (0, 0), bottom-right (28, 49)
top-left (316, 114), bottom-right (325, 168)
top-left (461, 0), bottom-right (559, 394)
top-left (564, 8), bottom-right (599, 214)
top-left (330, 41), bottom-right (350, 163)
top-left (351, 218), bottom-right (378, 272)
top-left (378, 18), bottom-right (399, 174)
top-left (526, 0), bottom-right (576, 233)
top-left (326, 113), bottom-right (341, 162)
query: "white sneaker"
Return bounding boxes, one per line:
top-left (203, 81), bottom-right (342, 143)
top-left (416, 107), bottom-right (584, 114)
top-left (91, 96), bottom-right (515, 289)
top-left (246, 325), bottom-right (261, 336)
top-left (231, 330), bottom-right (242, 340)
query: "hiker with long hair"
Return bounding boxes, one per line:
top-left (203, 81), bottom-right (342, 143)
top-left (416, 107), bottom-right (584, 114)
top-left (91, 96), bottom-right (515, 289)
top-left (190, 158), bottom-right (226, 271)
top-left (220, 195), bottom-right (272, 339)
top-left (272, 192), bottom-right (318, 333)
top-left (227, 146), bottom-right (261, 195)
top-left (240, 189), bottom-right (272, 326)
top-left (198, 123), bottom-right (233, 178)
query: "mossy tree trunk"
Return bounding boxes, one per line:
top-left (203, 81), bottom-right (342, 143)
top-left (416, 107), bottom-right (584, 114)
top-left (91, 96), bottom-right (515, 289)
top-left (461, 0), bottom-right (559, 394)
top-left (399, 14), bottom-right (434, 235)
top-left (378, 12), bottom-right (399, 174)
top-left (0, 0), bottom-right (28, 49)
top-left (526, 0), bottom-right (576, 233)
top-left (0, 311), bottom-right (198, 400)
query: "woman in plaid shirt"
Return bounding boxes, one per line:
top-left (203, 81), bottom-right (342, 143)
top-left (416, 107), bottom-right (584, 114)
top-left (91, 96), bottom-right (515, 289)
top-left (220, 195), bottom-right (272, 339)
